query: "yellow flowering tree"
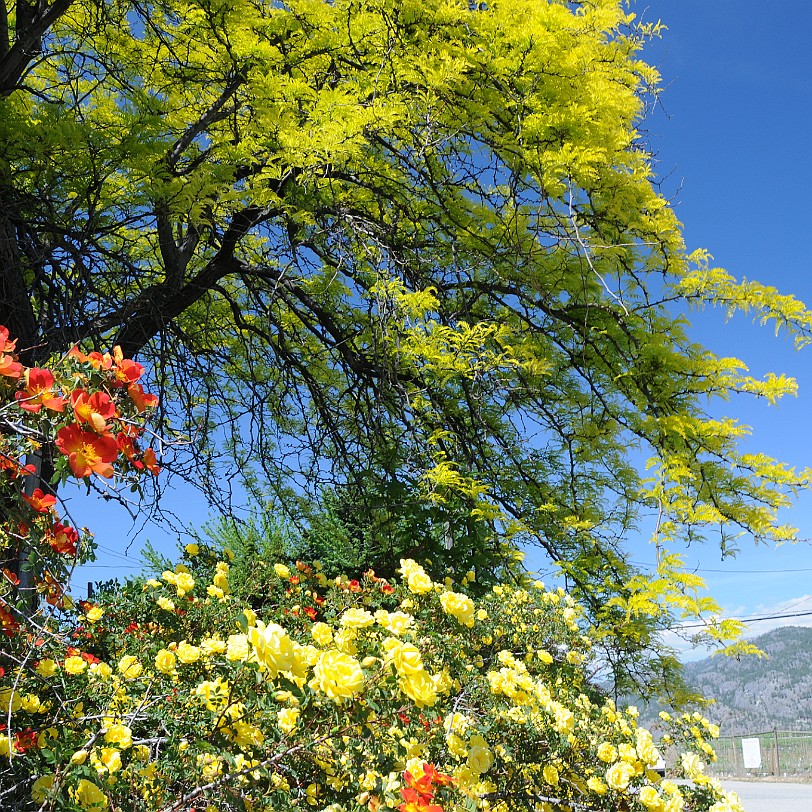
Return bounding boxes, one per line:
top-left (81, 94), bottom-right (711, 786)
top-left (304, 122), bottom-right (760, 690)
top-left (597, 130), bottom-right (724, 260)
top-left (2, 548), bottom-right (742, 812)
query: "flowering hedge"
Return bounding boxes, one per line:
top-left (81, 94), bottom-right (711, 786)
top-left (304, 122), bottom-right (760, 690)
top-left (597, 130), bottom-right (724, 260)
top-left (0, 327), bottom-right (743, 811)
top-left (2, 550), bottom-right (743, 811)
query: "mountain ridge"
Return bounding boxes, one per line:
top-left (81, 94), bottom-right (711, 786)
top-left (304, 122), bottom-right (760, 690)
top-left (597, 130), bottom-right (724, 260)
top-left (637, 626), bottom-right (812, 736)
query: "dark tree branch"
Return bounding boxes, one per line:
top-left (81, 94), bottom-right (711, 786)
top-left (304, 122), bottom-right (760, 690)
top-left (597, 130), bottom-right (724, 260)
top-left (0, 0), bottom-right (74, 96)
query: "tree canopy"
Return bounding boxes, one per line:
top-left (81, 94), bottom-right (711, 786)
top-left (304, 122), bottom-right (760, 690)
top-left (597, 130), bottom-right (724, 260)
top-left (2, 0), bottom-right (811, 684)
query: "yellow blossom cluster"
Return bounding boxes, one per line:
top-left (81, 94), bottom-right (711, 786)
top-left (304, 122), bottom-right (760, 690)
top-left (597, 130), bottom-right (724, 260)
top-left (0, 554), bottom-right (739, 812)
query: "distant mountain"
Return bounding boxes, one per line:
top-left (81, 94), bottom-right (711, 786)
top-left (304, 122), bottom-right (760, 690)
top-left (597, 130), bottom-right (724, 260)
top-left (638, 626), bottom-right (812, 736)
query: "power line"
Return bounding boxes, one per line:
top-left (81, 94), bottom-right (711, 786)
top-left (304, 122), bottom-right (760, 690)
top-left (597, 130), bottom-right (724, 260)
top-left (629, 558), bottom-right (812, 576)
top-left (678, 608), bottom-right (812, 630)
top-left (72, 563), bottom-right (144, 570)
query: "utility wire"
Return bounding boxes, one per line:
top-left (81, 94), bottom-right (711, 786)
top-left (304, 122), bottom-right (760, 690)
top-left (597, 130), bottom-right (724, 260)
top-left (678, 608), bottom-right (812, 630)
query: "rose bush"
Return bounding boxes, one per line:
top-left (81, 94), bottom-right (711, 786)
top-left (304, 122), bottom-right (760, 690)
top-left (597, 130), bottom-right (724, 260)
top-left (1, 549), bottom-right (742, 811)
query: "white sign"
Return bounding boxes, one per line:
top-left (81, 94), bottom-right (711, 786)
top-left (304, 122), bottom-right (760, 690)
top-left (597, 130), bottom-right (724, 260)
top-left (741, 737), bottom-right (762, 769)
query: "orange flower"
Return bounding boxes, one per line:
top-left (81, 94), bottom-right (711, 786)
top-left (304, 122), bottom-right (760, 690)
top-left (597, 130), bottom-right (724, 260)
top-left (56, 423), bottom-right (118, 477)
top-left (85, 350), bottom-right (113, 370)
top-left (48, 522), bottom-right (79, 556)
top-left (39, 571), bottom-right (66, 608)
top-left (112, 346), bottom-right (144, 387)
top-left (21, 487), bottom-right (57, 513)
top-left (398, 789), bottom-right (443, 812)
top-left (128, 382), bottom-right (159, 412)
top-left (420, 765), bottom-right (454, 787)
top-left (0, 602), bottom-right (20, 636)
top-left (142, 448), bottom-right (160, 475)
top-left (2, 568), bottom-right (20, 586)
top-left (67, 345), bottom-right (90, 363)
top-left (13, 729), bottom-right (37, 753)
top-left (398, 764), bottom-right (455, 812)
top-left (116, 431), bottom-right (139, 464)
top-left (0, 325), bottom-right (17, 354)
top-left (71, 389), bottom-right (117, 432)
top-left (0, 326), bottom-right (22, 379)
top-left (15, 368), bottom-right (66, 413)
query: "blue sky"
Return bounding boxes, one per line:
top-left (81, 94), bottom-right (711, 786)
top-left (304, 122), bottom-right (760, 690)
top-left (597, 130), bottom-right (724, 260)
top-left (68, 1), bottom-right (812, 654)
top-left (628, 1), bottom-right (812, 648)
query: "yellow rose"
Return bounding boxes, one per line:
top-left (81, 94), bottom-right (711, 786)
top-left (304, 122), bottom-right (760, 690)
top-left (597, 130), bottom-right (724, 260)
top-left (605, 761), bottom-right (634, 792)
top-left (185, 543), bottom-right (200, 556)
top-left (636, 728), bottom-right (661, 767)
top-left (447, 733), bottom-right (467, 757)
top-left (226, 633), bottom-right (250, 662)
top-left (157, 596), bottom-right (175, 611)
top-left (21, 694), bottom-right (42, 712)
top-left (597, 742), bottom-right (617, 763)
top-left (197, 752), bottom-right (223, 779)
top-left (89, 661), bottom-right (112, 679)
top-left (176, 641), bottom-right (201, 664)
top-left (64, 656), bottom-right (87, 675)
top-left (587, 776), bottom-right (607, 795)
top-left (155, 649), bottom-right (177, 675)
top-left (201, 637), bottom-right (227, 657)
top-left (72, 779), bottom-right (108, 811)
top-left (35, 658), bottom-right (58, 677)
top-left (399, 670), bottom-right (437, 708)
top-left (382, 638), bottom-right (423, 676)
top-left (85, 606), bottom-right (105, 623)
top-left (334, 628), bottom-right (358, 655)
top-left (274, 563), bottom-right (291, 578)
top-left (118, 655), bottom-right (142, 679)
top-left (295, 642), bottom-right (320, 669)
top-left (71, 749), bottom-right (89, 765)
top-left (551, 703), bottom-right (574, 734)
top-left (467, 736), bottom-right (494, 775)
top-left (310, 650), bottom-right (364, 701)
top-left (439, 591), bottom-right (475, 627)
top-left (407, 569), bottom-right (434, 595)
top-left (195, 677), bottom-right (230, 712)
top-left (31, 775), bottom-right (55, 803)
top-left (398, 559), bottom-right (434, 592)
top-left (340, 607), bottom-right (375, 628)
top-left (37, 728), bottom-right (58, 749)
top-left (105, 723), bottom-right (133, 749)
top-left (543, 764), bottom-right (559, 787)
top-left (680, 752), bottom-right (704, 780)
top-left (445, 712), bottom-right (471, 734)
top-left (174, 572), bottom-right (195, 596)
top-left (375, 610), bottom-right (414, 636)
top-left (248, 621), bottom-right (295, 676)
top-left (91, 746), bottom-right (122, 774)
top-left (639, 786), bottom-right (663, 810)
top-left (311, 622), bottom-right (333, 646)
top-left (277, 707), bottom-right (300, 733)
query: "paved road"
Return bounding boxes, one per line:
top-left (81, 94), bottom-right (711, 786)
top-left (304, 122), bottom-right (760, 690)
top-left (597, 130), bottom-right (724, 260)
top-left (722, 780), bottom-right (812, 812)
